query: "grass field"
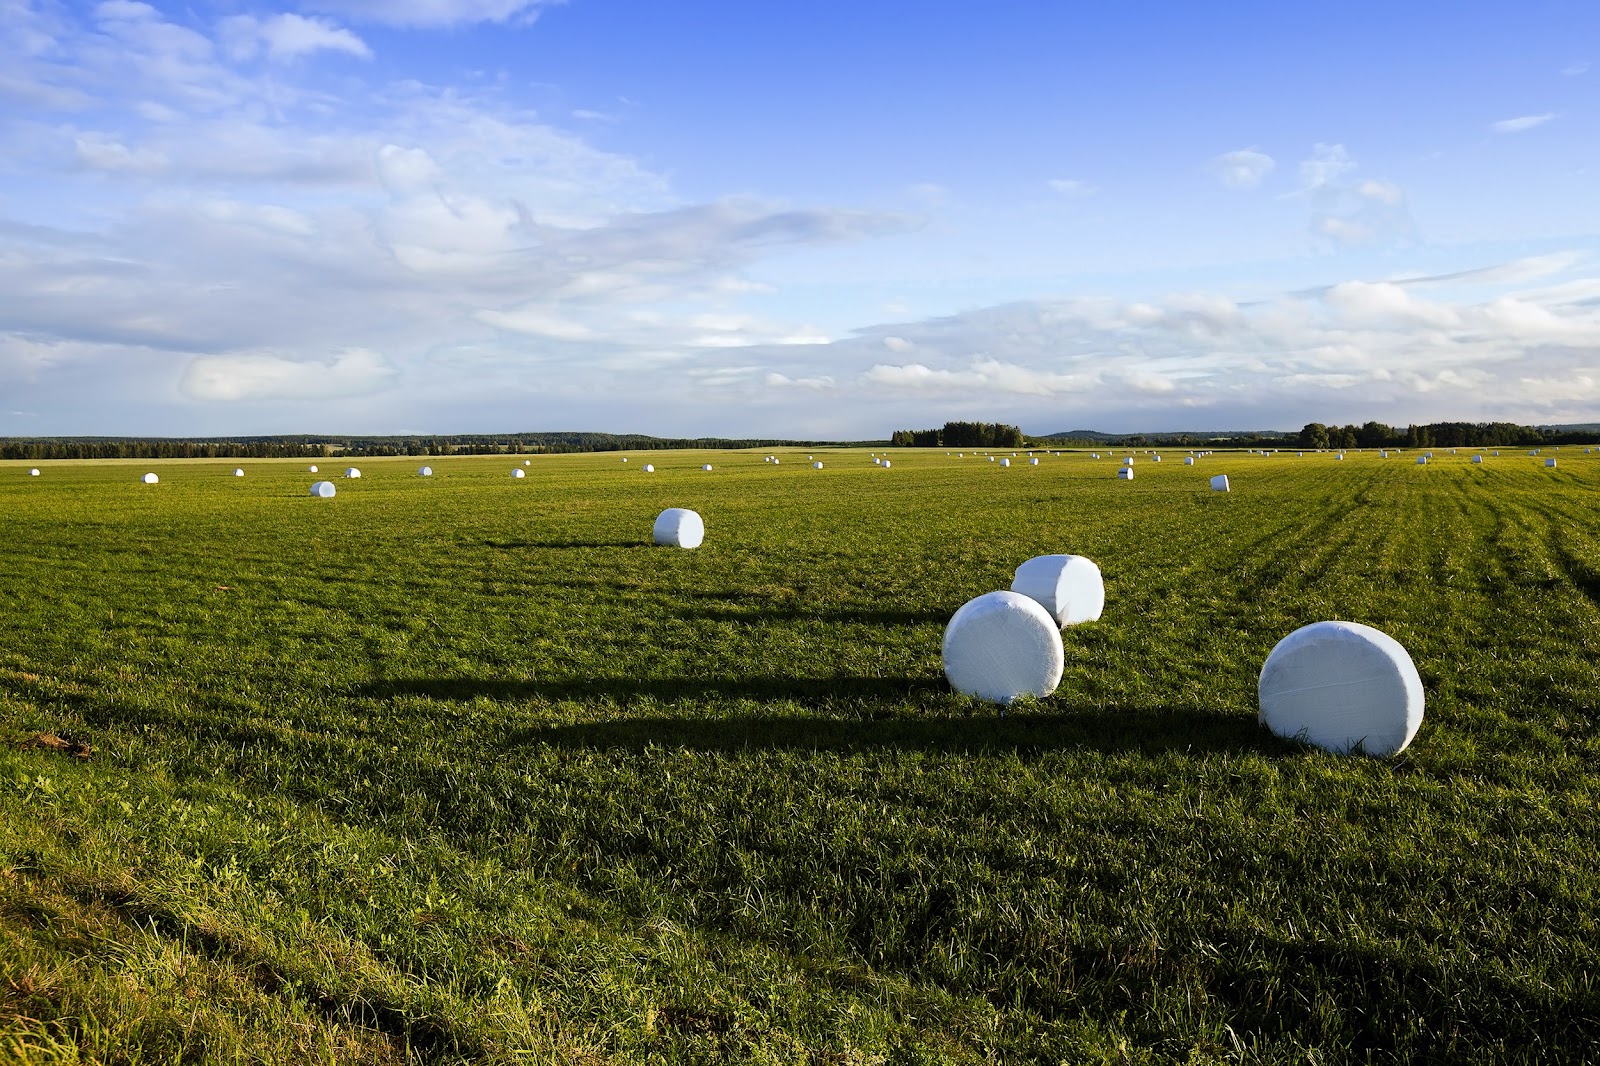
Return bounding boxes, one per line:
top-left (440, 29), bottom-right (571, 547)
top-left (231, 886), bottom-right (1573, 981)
top-left (1, 447), bottom-right (1598, 1064)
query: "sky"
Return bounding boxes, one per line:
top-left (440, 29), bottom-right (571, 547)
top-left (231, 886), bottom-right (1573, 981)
top-left (2, 0), bottom-right (1597, 438)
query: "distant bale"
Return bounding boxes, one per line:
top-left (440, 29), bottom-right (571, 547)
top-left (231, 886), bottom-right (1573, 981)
top-left (1029, 458), bottom-right (1039, 465)
top-left (1117, 467), bottom-right (1133, 480)
top-left (1000, 458), bottom-right (1011, 467)
top-left (1258, 620), bottom-right (1423, 756)
top-left (1152, 455), bottom-right (1161, 462)
top-left (28, 468), bottom-right (40, 476)
top-left (702, 464), bottom-right (713, 472)
top-left (622, 457), bottom-right (629, 463)
top-left (1011, 554), bottom-right (1104, 626)
top-left (812, 461), bottom-right (824, 469)
top-left (1210, 474), bottom-right (1229, 492)
top-left (1184, 457), bottom-right (1195, 466)
top-left (1123, 457), bottom-right (1134, 466)
top-left (653, 507), bottom-right (704, 549)
top-left (309, 481), bottom-right (336, 498)
top-left (233, 468), bottom-right (245, 477)
top-left (883, 460), bottom-right (892, 468)
top-left (512, 468), bottom-right (526, 478)
top-left (643, 464), bottom-right (655, 472)
top-left (943, 591), bottom-right (1064, 705)
top-left (772, 458), bottom-right (780, 465)
top-left (309, 465), bottom-right (318, 472)
top-left (1471, 456), bottom-right (1482, 464)
top-left (524, 460), bottom-right (531, 466)
top-left (418, 466), bottom-right (433, 476)
top-left (1546, 458), bottom-right (1558, 468)
top-left (1416, 457), bottom-right (1426, 465)
top-left (141, 473), bottom-right (159, 484)
top-left (344, 467), bottom-right (361, 478)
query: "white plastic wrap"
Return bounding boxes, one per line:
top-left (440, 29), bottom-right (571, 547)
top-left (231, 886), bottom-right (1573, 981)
top-left (942, 591), bottom-right (1064, 704)
top-left (345, 467), bottom-right (361, 478)
top-left (653, 507), bottom-right (704, 549)
top-left (512, 468), bottom-right (525, 478)
top-left (1010, 554), bottom-right (1105, 625)
top-left (233, 468), bottom-right (244, 477)
top-left (1117, 467), bottom-right (1133, 480)
top-left (309, 481), bottom-right (336, 498)
top-left (1184, 457), bottom-right (1195, 466)
top-left (1210, 474), bottom-right (1229, 492)
top-left (141, 473), bottom-right (159, 484)
top-left (418, 466), bottom-right (433, 476)
top-left (1258, 620), bottom-right (1423, 756)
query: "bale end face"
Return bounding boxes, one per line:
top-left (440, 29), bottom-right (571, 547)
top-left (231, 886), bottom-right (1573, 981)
top-left (652, 508), bottom-right (704, 549)
top-left (1011, 554), bottom-right (1105, 626)
top-left (1258, 620), bottom-right (1423, 756)
top-left (942, 591), bottom-right (1064, 705)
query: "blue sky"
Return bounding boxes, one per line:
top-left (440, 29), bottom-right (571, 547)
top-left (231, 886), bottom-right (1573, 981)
top-left (2, 0), bottom-right (1597, 437)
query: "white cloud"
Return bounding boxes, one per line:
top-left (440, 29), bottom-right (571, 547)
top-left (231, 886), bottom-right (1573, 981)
top-left (73, 132), bottom-right (168, 174)
top-left (1208, 148), bottom-right (1275, 189)
top-left (219, 14), bottom-right (371, 63)
top-left (882, 335), bottom-right (913, 352)
top-left (1298, 143), bottom-right (1355, 191)
top-left (1492, 113), bottom-right (1556, 134)
top-left (765, 371), bottom-right (834, 390)
top-left (1562, 62), bottom-right (1589, 76)
top-left (1357, 179), bottom-right (1404, 205)
top-left (302, 0), bottom-right (561, 28)
top-left (1047, 178), bottom-right (1097, 197)
top-left (180, 348), bottom-right (398, 401)
top-left (862, 359), bottom-right (1095, 397)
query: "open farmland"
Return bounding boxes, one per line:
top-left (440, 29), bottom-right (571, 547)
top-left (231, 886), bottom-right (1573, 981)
top-left (1, 449), bottom-right (1598, 1064)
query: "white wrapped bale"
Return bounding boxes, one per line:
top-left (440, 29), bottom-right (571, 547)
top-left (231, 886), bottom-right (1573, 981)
top-left (418, 466), bottom-right (433, 476)
top-left (1416, 457), bottom-right (1427, 465)
top-left (1184, 457), bottom-right (1195, 466)
top-left (1258, 620), bottom-right (1424, 756)
top-left (1471, 456), bottom-right (1482, 464)
top-left (141, 473), bottom-right (159, 484)
top-left (309, 481), bottom-right (336, 498)
top-left (942, 591), bottom-right (1064, 705)
top-left (812, 461), bottom-right (823, 469)
top-left (702, 464), bottom-right (713, 472)
top-left (1029, 458), bottom-right (1040, 465)
top-left (1152, 455), bottom-right (1161, 462)
top-left (1123, 457), bottom-right (1134, 466)
top-left (882, 460), bottom-right (892, 468)
top-left (772, 458), bottom-right (780, 465)
top-left (1546, 458), bottom-right (1558, 468)
top-left (1000, 458), bottom-right (1011, 467)
top-left (643, 464), bottom-right (655, 472)
top-left (874, 457), bottom-right (882, 465)
top-left (345, 467), bottom-right (361, 478)
top-left (1210, 474), bottom-right (1229, 492)
top-left (652, 507), bottom-right (704, 549)
top-left (233, 468), bottom-right (245, 477)
top-left (309, 465), bottom-right (318, 472)
top-left (1117, 467), bottom-right (1133, 480)
top-left (622, 457), bottom-right (629, 463)
top-left (1011, 554), bottom-right (1105, 626)
top-left (512, 468), bottom-right (526, 478)
top-left (28, 468), bottom-right (40, 476)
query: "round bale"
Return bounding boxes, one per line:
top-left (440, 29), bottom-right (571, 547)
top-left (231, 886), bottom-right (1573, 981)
top-left (1210, 474), bottom-right (1229, 492)
top-left (345, 467), bottom-right (361, 478)
top-left (1011, 555), bottom-right (1105, 626)
top-left (653, 507), bottom-right (704, 549)
top-left (418, 466), bottom-right (433, 476)
top-left (643, 464), bottom-right (655, 472)
top-left (141, 473), bottom-right (159, 484)
top-left (1258, 620), bottom-right (1423, 756)
top-left (309, 481), bottom-right (336, 498)
top-left (942, 591), bottom-right (1064, 705)
top-left (512, 468), bottom-right (526, 478)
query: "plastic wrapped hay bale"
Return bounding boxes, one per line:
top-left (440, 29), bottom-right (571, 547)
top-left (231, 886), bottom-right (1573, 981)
top-left (233, 468), bottom-right (245, 477)
top-left (1152, 455), bottom-right (1161, 462)
top-left (1258, 620), bottom-right (1423, 756)
top-left (1117, 467), bottom-right (1133, 480)
top-left (1546, 458), bottom-right (1558, 468)
top-left (942, 591), bottom-right (1064, 705)
top-left (652, 507), bottom-right (704, 549)
top-left (1416, 457), bottom-right (1427, 465)
top-left (702, 464), bottom-right (713, 472)
top-left (1000, 458), bottom-right (1011, 467)
top-left (309, 465), bottom-right (318, 472)
top-left (623, 457), bottom-right (629, 463)
top-left (882, 460), bottom-right (892, 468)
top-left (1471, 455), bottom-right (1482, 465)
top-left (512, 468), bottom-right (526, 478)
top-left (28, 468), bottom-right (40, 476)
top-left (1011, 554), bottom-right (1105, 625)
top-left (772, 458), bottom-right (780, 465)
top-left (643, 463), bottom-right (655, 472)
top-left (812, 461), bottom-right (823, 469)
top-left (873, 458), bottom-right (882, 465)
top-left (309, 481), bottom-right (336, 498)
top-left (1184, 457), bottom-right (1195, 466)
top-left (141, 473), bottom-right (159, 484)
top-left (1029, 458), bottom-right (1039, 465)
top-left (345, 467), bottom-right (361, 478)
top-left (524, 460), bottom-right (532, 466)
top-left (1123, 457), bottom-right (1134, 466)
top-left (1210, 474), bottom-right (1229, 492)
top-left (418, 466), bottom-right (433, 476)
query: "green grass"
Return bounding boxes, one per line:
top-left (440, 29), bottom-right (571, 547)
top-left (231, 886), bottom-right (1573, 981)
top-left (1, 447), bottom-right (1598, 1064)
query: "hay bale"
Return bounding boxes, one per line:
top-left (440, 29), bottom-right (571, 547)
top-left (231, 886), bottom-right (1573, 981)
top-left (512, 468), bottom-right (526, 478)
top-left (28, 468), bottom-right (39, 476)
top-left (344, 467), bottom-right (361, 478)
top-left (1000, 458), bottom-right (1011, 467)
top-left (1210, 474), bottom-right (1229, 492)
top-left (812, 461), bottom-right (824, 469)
top-left (1471, 455), bottom-right (1482, 464)
top-left (233, 468), bottom-right (245, 477)
top-left (942, 591), bottom-right (1064, 704)
top-left (1152, 455), bottom-right (1161, 462)
top-left (141, 473), bottom-right (159, 484)
top-left (772, 459), bottom-right (780, 465)
top-left (883, 460), bottom-right (892, 468)
top-left (1416, 457), bottom-right (1426, 465)
top-left (643, 464), bottom-right (655, 472)
top-left (622, 457), bottom-right (629, 463)
top-left (309, 481), bottom-right (336, 498)
top-left (874, 458), bottom-right (882, 465)
top-left (418, 466), bottom-right (433, 476)
top-left (1546, 458), bottom-right (1558, 468)
top-left (1184, 457), bottom-right (1195, 466)
top-left (309, 465), bottom-right (318, 472)
top-left (1117, 467), bottom-right (1133, 480)
top-left (1123, 457), bottom-right (1134, 466)
top-left (1011, 554), bottom-right (1105, 625)
top-left (1029, 458), bottom-right (1040, 465)
top-left (1258, 620), bottom-right (1423, 756)
top-left (652, 507), bottom-right (704, 549)
top-left (702, 464), bottom-right (714, 472)
top-left (524, 460), bottom-right (531, 466)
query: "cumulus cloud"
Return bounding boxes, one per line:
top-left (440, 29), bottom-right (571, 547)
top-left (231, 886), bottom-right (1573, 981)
top-left (1492, 113), bottom-right (1556, 134)
top-left (1298, 143), bottom-right (1355, 191)
top-left (765, 371), bottom-right (835, 390)
top-left (1208, 148), bottom-right (1275, 189)
top-left (302, 0), bottom-right (561, 28)
top-left (180, 348), bottom-right (398, 401)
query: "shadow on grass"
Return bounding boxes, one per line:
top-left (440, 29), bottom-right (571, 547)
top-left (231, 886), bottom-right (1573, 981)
top-left (482, 539), bottom-right (650, 549)
top-left (354, 677), bottom-right (1280, 756)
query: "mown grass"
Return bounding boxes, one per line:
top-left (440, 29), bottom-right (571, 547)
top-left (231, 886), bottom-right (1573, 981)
top-left (1, 447), bottom-right (1598, 1064)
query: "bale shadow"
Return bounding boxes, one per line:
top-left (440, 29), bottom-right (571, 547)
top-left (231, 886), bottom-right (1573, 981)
top-left (357, 674), bottom-right (941, 706)
top-left (482, 539), bottom-right (649, 550)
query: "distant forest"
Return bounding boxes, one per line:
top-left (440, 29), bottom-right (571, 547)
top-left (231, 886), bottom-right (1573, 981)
top-left (0, 432), bottom-right (843, 462)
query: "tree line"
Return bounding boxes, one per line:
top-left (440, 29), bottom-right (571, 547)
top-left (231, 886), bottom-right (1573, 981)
top-left (890, 422), bottom-right (1026, 447)
top-left (1297, 421), bottom-right (1600, 449)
